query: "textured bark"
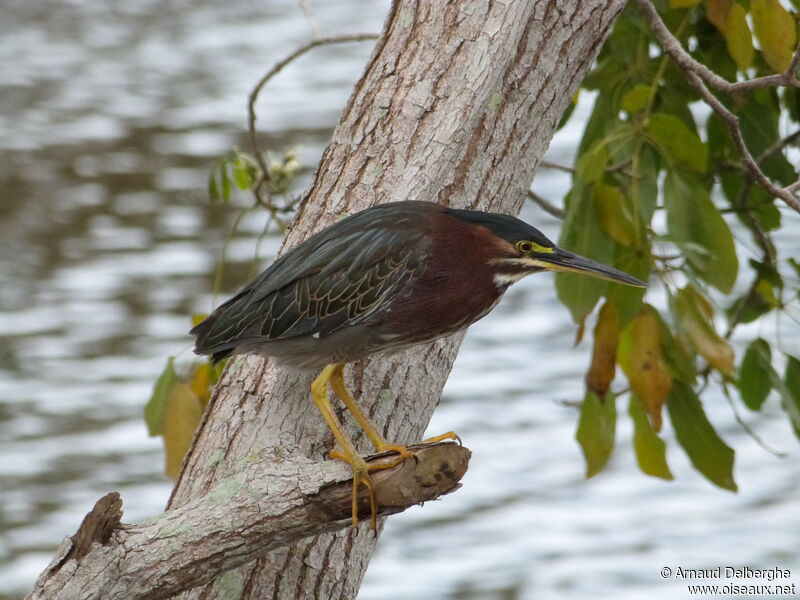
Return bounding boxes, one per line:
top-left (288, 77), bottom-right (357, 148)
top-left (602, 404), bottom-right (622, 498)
top-left (27, 444), bottom-right (469, 600)
top-left (167, 1), bottom-right (627, 598)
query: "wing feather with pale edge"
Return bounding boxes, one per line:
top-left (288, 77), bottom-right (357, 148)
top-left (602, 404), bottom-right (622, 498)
top-left (191, 203), bottom-right (433, 358)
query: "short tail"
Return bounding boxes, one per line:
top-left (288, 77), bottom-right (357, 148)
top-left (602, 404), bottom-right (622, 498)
top-left (190, 315), bottom-right (235, 364)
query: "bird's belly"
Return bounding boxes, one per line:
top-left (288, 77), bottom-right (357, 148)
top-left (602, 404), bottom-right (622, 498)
top-left (372, 284), bottom-right (505, 348)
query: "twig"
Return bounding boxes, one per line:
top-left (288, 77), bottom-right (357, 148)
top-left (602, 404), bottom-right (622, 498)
top-left (756, 130), bottom-right (800, 165)
top-left (298, 0), bottom-right (322, 37)
top-left (539, 159), bottom-right (576, 173)
top-left (527, 190), bottom-right (566, 220)
top-left (538, 157), bottom-right (631, 176)
top-left (247, 32), bottom-right (379, 208)
top-left (635, 0), bottom-right (800, 94)
top-left (685, 69), bottom-right (800, 212)
top-left (635, 0), bottom-right (800, 213)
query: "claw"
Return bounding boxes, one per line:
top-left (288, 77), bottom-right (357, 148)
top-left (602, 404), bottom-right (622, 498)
top-left (421, 431), bottom-right (461, 445)
top-left (329, 444), bottom-right (416, 529)
top-left (374, 443), bottom-right (415, 463)
top-left (313, 364), bottom-right (459, 529)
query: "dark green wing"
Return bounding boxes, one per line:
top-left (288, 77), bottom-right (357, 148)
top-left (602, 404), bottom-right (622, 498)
top-left (191, 203), bottom-right (433, 359)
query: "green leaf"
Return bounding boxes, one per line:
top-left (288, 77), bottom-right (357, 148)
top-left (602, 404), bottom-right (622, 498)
top-left (740, 90), bottom-right (796, 184)
top-left (782, 356), bottom-right (800, 439)
top-left (233, 163), bottom-right (252, 190)
top-left (750, 352), bottom-right (800, 442)
top-left (645, 113), bottom-right (708, 173)
top-left (221, 161), bottom-right (232, 201)
top-left (208, 161), bottom-right (233, 204)
top-left (576, 140), bottom-right (610, 184)
top-left (788, 258), bottom-right (800, 279)
top-left (670, 0), bottom-right (701, 7)
top-left (556, 187), bottom-right (614, 325)
top-left (629, 145), bottom-right (660, 224)
top-left (655, 309), bottom-right (698, 384)
top-left (576, 390), bottom-right (617, 478)
top-left (577, 92), bottom-right (616, 156)
top-left (752, 0), bottom-right (798, 72)
top-left (144, 356), bottom-right (178, 437)
top-left (621, 84), bottom-right (655, 115)
top-left (232, 151), bottom-right (259, 191)
top-left (667, 381), bottom-right (737, 491)
top-left (605, 122), bottom-right (637, 167)
top-left (664, 172), bottom-right (739, 293)
top-left (606, 244), bottom-right (650, 325)
top-left (208, 169), bottom-right (220, 203)
top-left (739, 338), bottom-right (772, 410)
top-left (629, 396), bottom-right (674, 480)
top-left (727, 272), bottom-right (780, 328)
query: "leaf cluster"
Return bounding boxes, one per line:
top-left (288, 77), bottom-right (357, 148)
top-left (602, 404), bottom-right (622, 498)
top-left (565, 0), bottom-right (800, 490)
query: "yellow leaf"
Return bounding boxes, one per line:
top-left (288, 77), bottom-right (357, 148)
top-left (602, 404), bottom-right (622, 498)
top-left (618, 306), bottom-right (673, 431)
top-left (704, 0), bottom-right (731, 31)
top-left (673, 286), bottom-right (736, 377)
top-left (190, 362), bottom-right (214, 406)
top-left (704, 0), bottom-right (754, 71)
top-left (592, 184), bottom-right (639, 247)
top-left (671, 0), bottom-right (702, 7)
top-left (574, 318), bottom-right (586, 346)
top-left (752, 0), bottom-right (798, 72)
top-left (161, 382), bottom-right (205, 480)
top-left (586, 302), bottom-right (620, 396)
top-left (724, 3), bottom-right (754, 71)
top-left (685, 283), bottom-right (714, 319)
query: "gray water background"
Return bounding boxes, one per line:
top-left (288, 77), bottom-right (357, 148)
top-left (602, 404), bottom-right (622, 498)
top-left (1, 1), bottom-right (799, 598)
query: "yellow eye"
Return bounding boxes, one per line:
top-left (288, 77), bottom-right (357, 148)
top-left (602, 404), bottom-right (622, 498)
top-left (516, 241), bottom-right (533, 253)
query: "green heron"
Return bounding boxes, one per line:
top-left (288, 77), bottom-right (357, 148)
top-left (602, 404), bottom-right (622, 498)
top-left (191, 200), bottom-right (645, 528)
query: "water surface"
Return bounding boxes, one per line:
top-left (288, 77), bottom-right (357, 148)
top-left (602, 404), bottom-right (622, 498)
top-left (1, 2), bottom-right (799, 598)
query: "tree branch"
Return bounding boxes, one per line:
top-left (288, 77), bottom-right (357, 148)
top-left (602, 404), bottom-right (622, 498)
top-left (246, 33), bottom-right (379, 210)
top-left (635, 0), bottom-right (800, 213)
top-left (527, 190), bottom-right (566, 220)
top-left (635, 0), bottom-right (800, 94)
top-left (27, 443), bottom-right (469, 600)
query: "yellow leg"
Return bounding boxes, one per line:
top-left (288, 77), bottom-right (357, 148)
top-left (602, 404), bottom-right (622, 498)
top-left (329, 364), bottom-right (414, 463)
top-left (312, 364), bottom-right (398, 529)
top-left (312, 363), bottom-right (462, 529)
top-left (331, 364), bottom-right (461, 449)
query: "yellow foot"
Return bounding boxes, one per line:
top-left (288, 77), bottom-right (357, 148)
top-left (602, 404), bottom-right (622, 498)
top-left (421, 431), bottom-right (462, 445)
top-left (373, 443), bottom-right (416, 463)
top-left (329, 444), bottom-right (416, 529)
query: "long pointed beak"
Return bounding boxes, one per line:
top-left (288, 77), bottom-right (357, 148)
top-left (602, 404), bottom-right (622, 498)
top-left (535, 248), bottom-right (647, 288)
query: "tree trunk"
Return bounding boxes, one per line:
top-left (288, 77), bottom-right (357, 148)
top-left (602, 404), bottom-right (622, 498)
top-left (169, 1), bottom-right (626, 597)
